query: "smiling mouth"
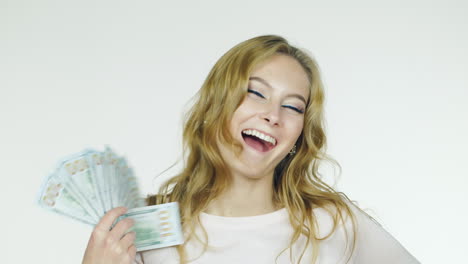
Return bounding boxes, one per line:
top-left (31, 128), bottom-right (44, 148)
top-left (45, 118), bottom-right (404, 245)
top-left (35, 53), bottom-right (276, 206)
top-left (241, 129), bottom-right (277, 152)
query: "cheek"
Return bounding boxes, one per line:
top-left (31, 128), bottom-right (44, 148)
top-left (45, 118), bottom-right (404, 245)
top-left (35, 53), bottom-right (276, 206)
top-left (229, 107), bottom-right (246, 136)
top-left (231, 102), bottom-right (252, 124)
top-left (287, 119), bottom-right (304, 140)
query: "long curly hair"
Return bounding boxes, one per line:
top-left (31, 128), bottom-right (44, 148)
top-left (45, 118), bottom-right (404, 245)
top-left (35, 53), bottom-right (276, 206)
top-left (147, 35), bottom-right (358, 264)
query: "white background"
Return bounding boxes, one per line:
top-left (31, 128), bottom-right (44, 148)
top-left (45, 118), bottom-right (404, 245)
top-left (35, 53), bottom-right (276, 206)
top-left (1, 0), bottom-right (467, 263)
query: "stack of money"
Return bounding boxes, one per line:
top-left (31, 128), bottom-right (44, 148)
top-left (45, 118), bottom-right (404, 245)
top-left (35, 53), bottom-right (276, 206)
top-left (37, 147), bottom-right (184, 251)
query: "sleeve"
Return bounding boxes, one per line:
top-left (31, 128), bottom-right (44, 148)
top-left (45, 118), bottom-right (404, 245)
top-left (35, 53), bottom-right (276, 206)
top-left (350, 204), bottom-right (421, 264)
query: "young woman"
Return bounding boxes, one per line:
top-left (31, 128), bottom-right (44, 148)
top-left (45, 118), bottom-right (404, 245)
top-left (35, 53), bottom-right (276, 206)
top-left (82, 35), bottom-right (420, 264)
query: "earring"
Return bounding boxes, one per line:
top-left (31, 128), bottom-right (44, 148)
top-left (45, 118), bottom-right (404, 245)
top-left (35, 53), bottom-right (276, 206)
top-left (289, 145), bottom-right (296, 155)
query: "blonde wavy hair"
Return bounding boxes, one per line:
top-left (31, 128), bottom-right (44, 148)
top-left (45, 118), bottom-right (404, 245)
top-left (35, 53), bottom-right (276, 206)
top-left (147, 35), bottom-right (358, 264)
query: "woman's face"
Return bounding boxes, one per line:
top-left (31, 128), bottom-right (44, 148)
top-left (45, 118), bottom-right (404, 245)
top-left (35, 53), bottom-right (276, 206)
top-left (218, 54), bottom-right (310, 180)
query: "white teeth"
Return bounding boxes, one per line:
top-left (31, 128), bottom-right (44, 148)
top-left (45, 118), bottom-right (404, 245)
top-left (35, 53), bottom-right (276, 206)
top-left (242, 129), bottom-right (277, 146)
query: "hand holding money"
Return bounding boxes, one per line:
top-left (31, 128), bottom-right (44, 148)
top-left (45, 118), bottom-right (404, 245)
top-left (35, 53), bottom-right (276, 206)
top-left (82, 207), bottom-right (136, 264)
top-left (37, 147), bottom-right (184, 253)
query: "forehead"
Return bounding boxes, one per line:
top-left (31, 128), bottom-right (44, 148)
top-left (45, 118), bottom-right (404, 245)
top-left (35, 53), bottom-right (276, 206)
top-left (249, 54), bottom-right (310, 100)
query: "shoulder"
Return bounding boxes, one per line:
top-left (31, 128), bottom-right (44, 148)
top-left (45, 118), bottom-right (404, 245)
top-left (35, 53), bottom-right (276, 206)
top-left (313, 199), bottom-right (400, 246)
top-left (339, 202), bottom-right (420, 263)
top-left (310, 198), bottom-right (360, 238)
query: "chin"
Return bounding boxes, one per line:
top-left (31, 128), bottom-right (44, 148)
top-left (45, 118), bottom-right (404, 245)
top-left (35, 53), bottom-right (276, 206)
top-left (234, 164), bottom-right (275, 180)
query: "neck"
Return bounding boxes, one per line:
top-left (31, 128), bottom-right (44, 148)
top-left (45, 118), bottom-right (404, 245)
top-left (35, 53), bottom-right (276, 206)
top-left (204, 172), bottom-right (280, 217)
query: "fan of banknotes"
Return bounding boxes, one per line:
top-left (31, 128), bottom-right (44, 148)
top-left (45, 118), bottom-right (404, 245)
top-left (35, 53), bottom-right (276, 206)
top-left (37, 147), bottom-right (184, 251)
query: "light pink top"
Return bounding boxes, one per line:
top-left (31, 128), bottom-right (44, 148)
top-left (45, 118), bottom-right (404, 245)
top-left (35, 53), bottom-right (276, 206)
top-left (135, 204), bottom-right (419, 264)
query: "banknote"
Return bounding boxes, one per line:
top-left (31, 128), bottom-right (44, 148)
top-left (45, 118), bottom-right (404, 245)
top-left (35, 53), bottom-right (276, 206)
top-left (38, 173), bottom-right (96, 225)
top-left (55, 150), bottom-right (103, 222)
top-left (37, 147), bottom-right (182, 251)
top-left (117, 202), bottom-right (184, 251)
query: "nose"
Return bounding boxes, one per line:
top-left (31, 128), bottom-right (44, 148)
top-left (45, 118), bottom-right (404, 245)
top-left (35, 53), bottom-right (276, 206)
top-left (261, 103), bottom-right (281, 126)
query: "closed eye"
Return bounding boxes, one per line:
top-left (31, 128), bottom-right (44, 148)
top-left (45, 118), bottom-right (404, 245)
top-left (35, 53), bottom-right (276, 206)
top-left (282, 105), bottom-right (304, 114)
top-left (247, 89), bottom-right (265, 98)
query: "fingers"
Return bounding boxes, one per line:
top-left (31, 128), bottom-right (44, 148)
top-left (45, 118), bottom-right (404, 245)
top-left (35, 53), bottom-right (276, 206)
top-left (84, 207), bottom-right (138, 264)
top-left (110, 218), bottom-right (134, 241)
top-left (127, 245), bottom-right (137, 261)
top-left (120, 231), bottom-right (136, 249)
top-left (95, 207), bottom-right (127, 232)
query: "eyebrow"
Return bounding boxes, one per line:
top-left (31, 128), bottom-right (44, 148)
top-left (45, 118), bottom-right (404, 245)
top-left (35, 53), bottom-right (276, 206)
top-left (249, 76), bottom-right (308, 105)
